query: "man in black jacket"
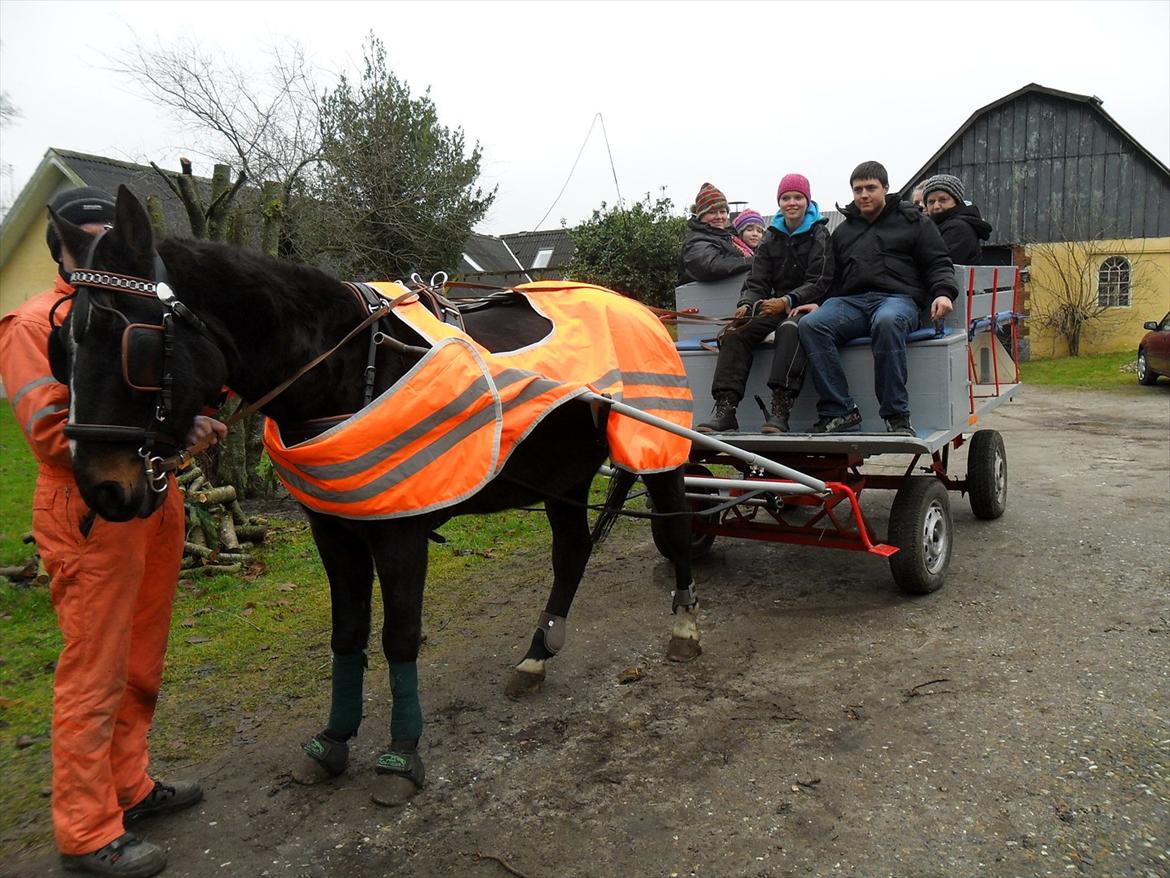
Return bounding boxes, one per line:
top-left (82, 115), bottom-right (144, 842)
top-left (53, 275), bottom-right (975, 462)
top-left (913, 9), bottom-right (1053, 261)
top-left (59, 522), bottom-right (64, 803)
top-left (798, 161), bottom-right (957, 435)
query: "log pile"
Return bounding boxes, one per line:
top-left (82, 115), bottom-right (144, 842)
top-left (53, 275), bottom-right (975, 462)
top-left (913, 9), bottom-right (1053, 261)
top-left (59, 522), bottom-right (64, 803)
top-left (178, 465), bottom-right (268, 575)
top-left (0, 467), bottom-right (269, 586)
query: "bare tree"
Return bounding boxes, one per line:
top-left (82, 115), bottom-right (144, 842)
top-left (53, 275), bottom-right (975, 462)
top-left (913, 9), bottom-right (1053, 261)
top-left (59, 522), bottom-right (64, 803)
top-left (1027, 223), bottom-right (1152, 357)
top-left (111, 38), bottom-right (322, 208)
top-left (0, 91), bottom-right (19, 127)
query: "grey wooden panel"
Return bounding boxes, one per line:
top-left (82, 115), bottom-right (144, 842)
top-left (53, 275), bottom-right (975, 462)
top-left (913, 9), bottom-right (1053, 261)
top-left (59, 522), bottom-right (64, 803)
top-left (1038, 99), bottom-right (1056, 159)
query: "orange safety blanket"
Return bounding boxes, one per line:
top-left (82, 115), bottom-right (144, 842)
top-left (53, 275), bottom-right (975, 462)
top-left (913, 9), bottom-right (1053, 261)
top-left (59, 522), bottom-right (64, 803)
top-left (263, 281), bottom-right (692, 518)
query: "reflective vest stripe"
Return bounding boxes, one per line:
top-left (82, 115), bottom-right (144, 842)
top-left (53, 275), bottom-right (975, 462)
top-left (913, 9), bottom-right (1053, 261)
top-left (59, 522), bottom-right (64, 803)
top-left (27, 403), bottom-right (66, 434)
top-left (623, 396), bottom-right (693, 412)
top-left (12, 375), bottom-right (57, 407)
top-left (619, 371), bottom-right (691, 388)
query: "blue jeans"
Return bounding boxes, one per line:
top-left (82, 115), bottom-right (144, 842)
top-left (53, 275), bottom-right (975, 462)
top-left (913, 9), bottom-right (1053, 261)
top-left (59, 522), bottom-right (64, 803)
top-left (797, 293), bottom-right (921, 419)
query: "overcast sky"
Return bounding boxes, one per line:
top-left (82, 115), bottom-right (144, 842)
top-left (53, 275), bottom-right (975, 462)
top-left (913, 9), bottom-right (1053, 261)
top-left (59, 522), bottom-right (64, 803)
top-left (1, 0), bottom-right (1167, 236)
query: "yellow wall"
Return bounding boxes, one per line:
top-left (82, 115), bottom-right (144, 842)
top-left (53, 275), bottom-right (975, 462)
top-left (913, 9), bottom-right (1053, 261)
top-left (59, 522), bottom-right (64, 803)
top-left (1026, 236), bottom-right (1170, 358)
top-left (0, 219), bottom-right (58, 317)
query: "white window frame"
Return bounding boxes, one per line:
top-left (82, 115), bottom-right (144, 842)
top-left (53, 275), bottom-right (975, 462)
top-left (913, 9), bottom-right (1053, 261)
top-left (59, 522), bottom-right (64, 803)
top-left (531, 247), bottom-right (555, 270)
top-left (1096, 255), bottom-right (1131, 308)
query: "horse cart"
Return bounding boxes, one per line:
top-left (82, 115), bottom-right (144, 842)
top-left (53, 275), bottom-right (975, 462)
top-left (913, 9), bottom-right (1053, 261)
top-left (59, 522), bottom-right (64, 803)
top-left (620, 265), bottom-right (1024, 594)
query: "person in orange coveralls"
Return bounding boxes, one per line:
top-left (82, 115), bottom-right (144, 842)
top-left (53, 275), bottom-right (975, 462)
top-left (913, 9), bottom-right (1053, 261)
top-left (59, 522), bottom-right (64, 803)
top-left (0, 187), bottom-right (226, 877)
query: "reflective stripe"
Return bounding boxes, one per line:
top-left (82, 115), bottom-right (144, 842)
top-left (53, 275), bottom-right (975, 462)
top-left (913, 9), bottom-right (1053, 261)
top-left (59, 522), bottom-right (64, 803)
top-left (26, 404), bottom-right (66, 434)
top-left (12, 375), bottom-right (57, 407)
top-left (296, 374), bottom-right (493, 480)
top-left (622, 396), bottom-right (693, 412)
top-left (586, 368), bottom-right (621, 390)
top-left (620, 370), bottom-right (691, 388)
top-left (275, 401), bottom-right (500, 505)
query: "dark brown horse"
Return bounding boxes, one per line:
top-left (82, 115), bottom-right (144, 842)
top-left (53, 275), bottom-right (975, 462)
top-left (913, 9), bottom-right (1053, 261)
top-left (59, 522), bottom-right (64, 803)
top-left (48, 186), bottom-right (701, 806)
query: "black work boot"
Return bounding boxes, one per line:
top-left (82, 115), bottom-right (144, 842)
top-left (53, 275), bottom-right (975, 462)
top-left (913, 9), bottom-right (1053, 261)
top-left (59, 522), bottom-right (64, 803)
top-left (884, 413), bottom-right (915, 436)
top-left (696, 394), bottom-right (739, 433)
top-left (61, 832), bottom-right (166, 877)
top-left (761, 390), bottom-right (796, 434)
top-left (810, 408), bottom-right (863, 434)
top-left (123, 779), bottom-right (203, 825)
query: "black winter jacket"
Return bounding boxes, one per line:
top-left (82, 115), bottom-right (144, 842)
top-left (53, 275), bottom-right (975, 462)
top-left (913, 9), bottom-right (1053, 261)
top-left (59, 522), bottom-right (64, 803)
top-left (678, 217), bottom-right (753, 284)
top-left (737, 218), bottom-right (834, 310)
top-left (831, 194), bottom-right (958, 307)
top-left (931, 203), bottom-right (993, 265)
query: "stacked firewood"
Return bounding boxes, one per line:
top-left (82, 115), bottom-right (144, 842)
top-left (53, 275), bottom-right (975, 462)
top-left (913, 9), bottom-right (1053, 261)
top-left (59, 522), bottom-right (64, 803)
top-left (178, 465), bottom-right (268, 575)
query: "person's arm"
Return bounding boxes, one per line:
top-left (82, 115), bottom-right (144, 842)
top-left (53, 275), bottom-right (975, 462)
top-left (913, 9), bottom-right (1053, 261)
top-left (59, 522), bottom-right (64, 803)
top-left (786, 225), bottom-right (836, 308)
top-left (914, 218), bottom-right (958, 319)
top-left (0, 312), bottom-right (72, 470)
top-left (683, 238), bottom-right (752, 282)
top-left (737, 242), bottom-right (777, 309)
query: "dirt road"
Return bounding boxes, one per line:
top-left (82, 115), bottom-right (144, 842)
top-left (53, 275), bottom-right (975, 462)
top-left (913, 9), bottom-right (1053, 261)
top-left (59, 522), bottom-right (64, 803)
top-left (6, 385), bottom-right (1168, 878)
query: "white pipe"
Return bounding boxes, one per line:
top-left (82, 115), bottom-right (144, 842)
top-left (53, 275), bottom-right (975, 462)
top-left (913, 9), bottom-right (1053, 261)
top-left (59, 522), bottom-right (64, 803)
top-left (684, 475), bottom-right (820, 496)
top-left (588, 394), bottom-right (828, 493)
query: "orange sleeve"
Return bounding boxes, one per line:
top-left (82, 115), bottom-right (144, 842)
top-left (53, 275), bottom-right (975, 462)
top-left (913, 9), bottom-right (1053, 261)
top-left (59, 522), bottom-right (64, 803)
top-left (0, 308), bottom-right (72, 471)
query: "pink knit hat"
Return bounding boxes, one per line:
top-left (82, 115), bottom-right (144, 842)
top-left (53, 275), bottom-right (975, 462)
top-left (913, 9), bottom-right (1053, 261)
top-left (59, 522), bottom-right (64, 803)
top-left (776, 173), bottom-right (812, 203)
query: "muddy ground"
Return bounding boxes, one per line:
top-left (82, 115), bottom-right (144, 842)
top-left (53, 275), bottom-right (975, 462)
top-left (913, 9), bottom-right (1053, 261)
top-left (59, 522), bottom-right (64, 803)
top-left (6, 385), bottom-right (1169, 878)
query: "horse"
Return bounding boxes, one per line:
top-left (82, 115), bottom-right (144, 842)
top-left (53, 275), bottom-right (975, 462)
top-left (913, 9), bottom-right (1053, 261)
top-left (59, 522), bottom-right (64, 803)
top-left (47, 185), bottom-right (701, 806)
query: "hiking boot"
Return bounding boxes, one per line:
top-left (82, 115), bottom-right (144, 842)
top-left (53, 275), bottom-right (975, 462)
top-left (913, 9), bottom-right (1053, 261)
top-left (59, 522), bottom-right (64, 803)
top-left (760, 390), bottom-right (796, 434)
top-left (810, 409), bottom-right (862, 434)
top-left (885, 414), bottom-right (915, 436)
top-left (61, 832), bottom-right (166, 877)
top-left (696, 394), bottom-right (738, 433)
top-left (123, 779), bottom-right (203, 825)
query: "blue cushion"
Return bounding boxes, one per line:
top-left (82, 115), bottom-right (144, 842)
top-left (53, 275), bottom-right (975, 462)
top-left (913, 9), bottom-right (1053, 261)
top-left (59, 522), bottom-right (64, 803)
top-left (674, 325), bottom-right (960, 352)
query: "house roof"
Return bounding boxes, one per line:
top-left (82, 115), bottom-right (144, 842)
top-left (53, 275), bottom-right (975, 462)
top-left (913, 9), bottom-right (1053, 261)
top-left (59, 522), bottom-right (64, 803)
top-left (0, 148), bottom-right (216, 268)
top-left (900, 83), bottom-right (1170, 194)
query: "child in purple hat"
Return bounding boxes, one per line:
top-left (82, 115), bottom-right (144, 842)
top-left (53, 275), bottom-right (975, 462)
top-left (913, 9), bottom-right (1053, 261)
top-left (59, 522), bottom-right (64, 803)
top-left (731, 209), bottom-right (766, 254)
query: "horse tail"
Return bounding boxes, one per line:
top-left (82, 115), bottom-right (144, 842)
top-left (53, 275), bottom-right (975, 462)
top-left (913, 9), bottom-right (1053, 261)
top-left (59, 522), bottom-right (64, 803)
top-left (590, 467), bottom-right (639, 546)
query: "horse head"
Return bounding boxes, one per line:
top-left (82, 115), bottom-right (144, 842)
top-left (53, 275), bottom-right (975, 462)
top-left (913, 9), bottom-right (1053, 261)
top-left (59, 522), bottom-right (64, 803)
top-left (49, 185), bottom-right (229, 521)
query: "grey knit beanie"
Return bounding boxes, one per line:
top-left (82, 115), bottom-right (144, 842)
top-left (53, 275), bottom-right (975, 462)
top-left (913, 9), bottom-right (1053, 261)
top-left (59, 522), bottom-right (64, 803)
top-left (923, 174), bottom-right (965, 205)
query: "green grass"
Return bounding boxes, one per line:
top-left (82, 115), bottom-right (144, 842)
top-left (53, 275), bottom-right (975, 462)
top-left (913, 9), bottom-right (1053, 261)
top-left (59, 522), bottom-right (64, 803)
top-left (1020, 350), bottom-right (1140, 389)
top-left (0, 417), bottom-right (614, 852)
top-left (0, 405), bottom-right (38, 565)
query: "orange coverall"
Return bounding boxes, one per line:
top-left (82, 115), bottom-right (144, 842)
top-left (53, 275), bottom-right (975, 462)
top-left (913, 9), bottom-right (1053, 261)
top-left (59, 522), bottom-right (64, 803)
top-left (0, 276), bottom-right (184, 855)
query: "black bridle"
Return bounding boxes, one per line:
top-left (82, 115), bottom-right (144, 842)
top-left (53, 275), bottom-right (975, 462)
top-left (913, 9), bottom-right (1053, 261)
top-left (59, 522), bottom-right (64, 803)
top-left (52, 243), bottom-right (219, 494)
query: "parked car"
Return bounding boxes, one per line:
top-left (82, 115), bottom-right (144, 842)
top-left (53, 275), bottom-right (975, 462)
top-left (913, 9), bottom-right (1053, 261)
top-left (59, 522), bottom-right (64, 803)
top-left (1137, 311), bottom-right (1170, 385)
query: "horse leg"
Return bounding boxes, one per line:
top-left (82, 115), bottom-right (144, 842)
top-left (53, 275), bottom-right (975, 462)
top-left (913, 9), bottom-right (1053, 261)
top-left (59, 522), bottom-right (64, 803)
top-left (293, 511), bottom-right (375, 784)
top-left (505, 477), bottom-right (594, 698)
top-left (643, 467), bottom-right (702, 662)
top-left (368, 520), bottom-right (430, 807)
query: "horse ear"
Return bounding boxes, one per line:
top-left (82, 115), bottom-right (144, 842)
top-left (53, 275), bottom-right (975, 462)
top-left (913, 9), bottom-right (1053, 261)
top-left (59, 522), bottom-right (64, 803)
top-left (109, 185), bottom-right (154, 262)
top-left (46, 207), bottom-right (95, 266)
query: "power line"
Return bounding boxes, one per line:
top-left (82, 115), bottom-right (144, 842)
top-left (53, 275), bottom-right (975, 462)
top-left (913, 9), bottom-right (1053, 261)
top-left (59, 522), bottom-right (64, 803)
top-left (532, 112), bottom-right (622, 231)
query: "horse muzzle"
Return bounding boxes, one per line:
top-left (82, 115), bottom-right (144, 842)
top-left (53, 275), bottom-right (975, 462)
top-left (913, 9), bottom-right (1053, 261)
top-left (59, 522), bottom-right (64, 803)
top-left (72, 445), bottom-right (166, 522)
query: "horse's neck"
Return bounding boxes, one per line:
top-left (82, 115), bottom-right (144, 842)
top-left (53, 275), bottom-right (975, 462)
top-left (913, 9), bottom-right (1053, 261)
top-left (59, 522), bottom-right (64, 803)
top-left (163, 240), bottom-right (379, 425)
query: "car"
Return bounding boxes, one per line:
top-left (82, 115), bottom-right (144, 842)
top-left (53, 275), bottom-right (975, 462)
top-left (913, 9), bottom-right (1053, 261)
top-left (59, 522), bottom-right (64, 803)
top-left (1137, 311), bottom-right (1170, 386)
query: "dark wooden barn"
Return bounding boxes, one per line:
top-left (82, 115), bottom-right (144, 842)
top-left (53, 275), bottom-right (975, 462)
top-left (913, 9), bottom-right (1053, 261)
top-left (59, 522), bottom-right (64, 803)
top-left (902, 83), bottom-right (1170, 254)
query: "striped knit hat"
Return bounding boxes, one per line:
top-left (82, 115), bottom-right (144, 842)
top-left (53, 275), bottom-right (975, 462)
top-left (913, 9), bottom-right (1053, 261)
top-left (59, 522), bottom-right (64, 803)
top-left (733, 209), bottom-right (765, 232)
top-left (691, 182), bottom-right (728, 217)
top-left (923, 174), bottom-right (965, 205)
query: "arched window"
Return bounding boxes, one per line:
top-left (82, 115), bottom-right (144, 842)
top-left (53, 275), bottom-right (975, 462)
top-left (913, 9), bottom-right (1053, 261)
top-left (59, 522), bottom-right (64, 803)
top-left (1097, 256), bottom-right (1131, 308)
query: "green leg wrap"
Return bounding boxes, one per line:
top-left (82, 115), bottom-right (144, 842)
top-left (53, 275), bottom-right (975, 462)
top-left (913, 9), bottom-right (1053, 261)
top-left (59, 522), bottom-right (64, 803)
top-left (389, 661), bottom-right (423, 742)
top-left (327, 651), bottom-right (367, 739)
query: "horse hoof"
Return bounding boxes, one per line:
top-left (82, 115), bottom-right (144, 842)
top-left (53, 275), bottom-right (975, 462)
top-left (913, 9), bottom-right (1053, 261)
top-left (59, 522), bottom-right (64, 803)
top-left (666, 636), bottom-right (702, 663)
top-left (291, 752), bottom-right (339, 785)
top-left (371, 772), bottom-right (421, 807)
top-left (505, 668), bottom-right (546, 698)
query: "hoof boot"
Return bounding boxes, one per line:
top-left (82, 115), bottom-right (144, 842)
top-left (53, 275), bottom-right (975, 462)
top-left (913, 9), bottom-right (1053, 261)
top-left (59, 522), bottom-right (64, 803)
top-left (292, 733), bottom-right (348, 785)
top-left (372, 750), bottom-right (424, 806)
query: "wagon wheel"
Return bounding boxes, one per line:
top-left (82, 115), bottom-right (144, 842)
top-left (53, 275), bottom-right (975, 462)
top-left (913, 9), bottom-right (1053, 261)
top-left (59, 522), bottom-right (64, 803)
top-left (967, 429), bottom-right (1007, 520)
top-left (650, 463), bottom-right (717, 560)
top-left (888, 477), bottom-right (952, 595)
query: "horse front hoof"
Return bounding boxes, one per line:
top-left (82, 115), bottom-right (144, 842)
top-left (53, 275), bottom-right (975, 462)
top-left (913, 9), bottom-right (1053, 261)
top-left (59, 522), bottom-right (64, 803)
top-left (371, 773), bottom-right (421, 807)
top-left (666, 636), bottom-right (702, 663)
top-left (291, 733), bottom-right (348, 785)
top-left (505, 668), bottom-right (546, 698)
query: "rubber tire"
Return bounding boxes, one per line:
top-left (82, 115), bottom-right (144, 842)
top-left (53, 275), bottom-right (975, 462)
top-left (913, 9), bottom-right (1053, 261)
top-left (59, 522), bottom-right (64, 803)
top-left (967, 429), bottom-right (1007, 520)
top-left (888, 477), bottom-right (953, 595)
top-left (651, 464), bottom-right (717, 560)
top-left (1137, 349), bottom-right (1159, 386)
